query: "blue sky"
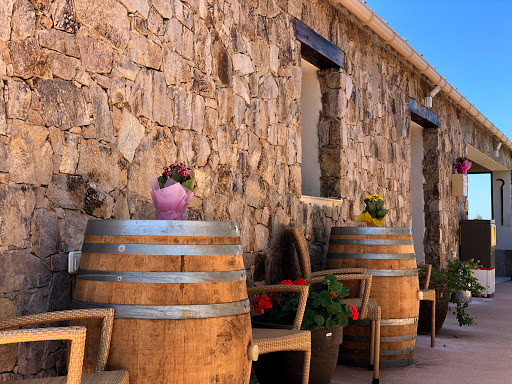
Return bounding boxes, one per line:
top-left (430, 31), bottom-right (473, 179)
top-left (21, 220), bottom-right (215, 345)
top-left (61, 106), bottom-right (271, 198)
top-left (365, 0), bottom-right (512, 139)
top-left (364, 0), bottom-right (511, 220)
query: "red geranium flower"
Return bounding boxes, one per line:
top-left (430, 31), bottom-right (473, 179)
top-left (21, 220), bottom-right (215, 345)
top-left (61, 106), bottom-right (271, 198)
top-left (278, 279), bottom-right (294, 285)
top-left (294, 278), bottom-right (308, 286)
top-left (348, 304), bottom-right (359, 320)
top-left (332, 292), bottom-right (337, 298)
top-left (252, 294), bottom-right (272, 314)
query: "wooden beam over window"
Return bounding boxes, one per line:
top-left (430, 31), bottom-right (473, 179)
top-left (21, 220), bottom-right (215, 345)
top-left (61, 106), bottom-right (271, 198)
top-left (408, 98), bottom-right (440, 128)
top-left (295, 19), bottom-right (344, 69)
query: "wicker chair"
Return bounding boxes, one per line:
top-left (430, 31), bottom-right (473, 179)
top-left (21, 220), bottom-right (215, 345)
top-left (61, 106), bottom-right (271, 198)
top-left (247, 284), bottom-right (311, 384)
top-left (0, 308), bottom-right (129, 384)
top-left (418, 264), bottom-right (436, 347)
top-left (285, 228), bottom-right (368, 282)
top-left (286, 227), bottom-right (382, 384)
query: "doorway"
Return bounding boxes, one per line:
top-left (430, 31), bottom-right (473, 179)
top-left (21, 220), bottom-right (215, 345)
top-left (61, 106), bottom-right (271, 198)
top-left (468, 173), bottom-right (492, 220)
top-left (410, 122), bottom-right (425, 263)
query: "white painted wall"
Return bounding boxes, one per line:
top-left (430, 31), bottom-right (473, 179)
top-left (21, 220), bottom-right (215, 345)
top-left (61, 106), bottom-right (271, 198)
top-left (493, 170), bottom-right (512, 250)
top-left (410, 122), bottom-right (425, 263)
top-left (300, 59), bottom-right (322, 197)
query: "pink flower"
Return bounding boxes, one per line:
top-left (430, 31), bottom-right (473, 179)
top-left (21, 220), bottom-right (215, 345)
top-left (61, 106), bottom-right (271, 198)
top-left (179, 167), bottom-right (191, 177)
top-left (484, 293), bottom-right (487, 297)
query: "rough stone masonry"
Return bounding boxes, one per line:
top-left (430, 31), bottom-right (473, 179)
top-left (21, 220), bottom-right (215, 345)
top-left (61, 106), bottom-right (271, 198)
top-left (0, 0), bottom-right (510, 378)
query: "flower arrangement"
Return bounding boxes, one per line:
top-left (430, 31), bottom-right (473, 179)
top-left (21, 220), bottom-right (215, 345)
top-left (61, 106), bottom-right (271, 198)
top-left (454, 157), bottom-right (472, 174)
top-left (419, 259), bottom-right (485, 326)
top-left (251, 275), bottom-right (358, 331)
top-left (150, 162), bottom-right (196, 220)
top-left (357, 193), bottom-right (389, 227)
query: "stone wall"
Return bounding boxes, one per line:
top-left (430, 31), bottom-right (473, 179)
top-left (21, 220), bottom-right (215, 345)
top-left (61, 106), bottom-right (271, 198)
top-left (1, 0), bottom-right (511, 377)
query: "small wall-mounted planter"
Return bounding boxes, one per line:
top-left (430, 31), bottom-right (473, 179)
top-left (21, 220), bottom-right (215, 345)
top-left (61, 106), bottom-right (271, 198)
top-left (451, 174), bottom-right (468, 197)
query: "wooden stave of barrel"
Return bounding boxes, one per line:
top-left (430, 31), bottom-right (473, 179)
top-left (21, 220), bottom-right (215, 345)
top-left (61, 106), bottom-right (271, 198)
top-left (72, 219), bottom-right (252, 383)
top-left (326, 226), bottom-right (419, 368)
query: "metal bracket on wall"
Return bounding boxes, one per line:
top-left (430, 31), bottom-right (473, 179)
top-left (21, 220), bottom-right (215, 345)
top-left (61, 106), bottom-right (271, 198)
top-left (68, 251), bottom-right (82, 274)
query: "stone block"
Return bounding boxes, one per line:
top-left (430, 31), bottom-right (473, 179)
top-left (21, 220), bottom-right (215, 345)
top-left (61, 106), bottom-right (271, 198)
top-left (0, 185), bottom-right (35, 248)
top-left (259, 73), bottom-right (278, 99)
top-left (17, 340), bottom-right (44, 375)
top-left (232, 53), bottom-right (255, 75)
top-left (74, 0), bottom-right (130, 50)
top-left (48, 271), bottom-right (72, 311)
top-left (151, 0), bottom-right (173, 18)
top-left (127, 126), bottom-right (177, 199)
top-left (89, 82), bottom-right (115, 143)
top-left (148, 7), bottom-right (165, 36)
top-left (130, 68), bottom-right (173, 126)
top-left (77, 139), bottom-right (128, 192)
top-left (60, 209), bottom-right (88, 252)
top-left (181, 26), bottom-right (194, 61)
top-left (212, 35), bottom-right (232, 86)
top-left (58, 132), bottom-right (79, 174)
top-left (37, 29), bottom-right (80, 57)
top-left (126, 31), bottom-right (163, 70)
top-left (165, 17), bottom-right (182, 52)
top-left (0, 0), bottom-right (14, 42)
top-left (254, 224), bottom-right (269, 251)
top-left (233, 75), bottom-right (250, 106)
top-left (118, 0), bottom-right (149, 18)
top-left (48, 51), bottom-right (80, 80)
top-left (245, 174), bottom-right (266, 209)
top-left (32, 209), bottom-right (60, 258)
top-left (84, 186), bottom-right (114, 218)
top-left (117, 108), bottom-right (145, 162)
top-left (76, 31), bottom-right (113, 73)
top-left (51, 0), bottom-right (79, 33)
top-left (193, 20), bottom-right (211, 74)
top-left (11, 0), bottom-right (36, 40)
top-left (114, 54), bottom-right (140, 81)
top-left (6, 78), bottom-right (31, 119)
top-left (9, 121), bottom-right (53, 185)
top-left (191, 94), bottom-right (205, 133)
top-left (112, 192), bottom-right (130, 219)
top-left (49, 253), bottom-right (68, 272)
top-left (0, 249), bottom-right (51, 293)
top-left (33, 78), bottom-right (89, 128)
top-left (8, 37), bottom-right (50, 79)
top-left (47, 173), bottom-right (85, 209)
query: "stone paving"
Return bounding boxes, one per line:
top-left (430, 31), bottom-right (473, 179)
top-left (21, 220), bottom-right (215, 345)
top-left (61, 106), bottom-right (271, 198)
top-left (333, 280), bottom-right (512, 383)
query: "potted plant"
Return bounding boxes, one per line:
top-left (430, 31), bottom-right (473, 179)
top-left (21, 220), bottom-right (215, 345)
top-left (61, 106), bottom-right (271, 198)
top-left (356, 193), bottom-right (389, 227)
top-left (454, 157), bottom-right (472, 174)
top-left (418, 259), bottom-right (485, 330)
top-left (150, 162), bottom-right (196, 219)
top-left (251, 275), bottom-right (358, 384)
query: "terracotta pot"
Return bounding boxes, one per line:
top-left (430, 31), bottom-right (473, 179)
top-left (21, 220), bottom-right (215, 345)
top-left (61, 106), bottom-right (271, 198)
top-left (418, 288), bottom-right (450, 334)
top-left (252, 322), bottom-right (343, 384)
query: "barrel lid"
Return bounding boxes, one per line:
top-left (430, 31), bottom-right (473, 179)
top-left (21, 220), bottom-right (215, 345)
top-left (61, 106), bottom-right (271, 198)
top-left (85, 220), bottom-right (240, 237)
top-left (330, 227), bottom-right (411, 236)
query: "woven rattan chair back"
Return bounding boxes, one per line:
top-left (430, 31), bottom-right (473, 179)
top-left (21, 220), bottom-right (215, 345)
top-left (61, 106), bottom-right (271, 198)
top-left (248, 285), bottom-right (311, 384)
top-left (285, 228), bottom-right (313, 279)
top-left (0, 308), bottom-right (115, 372)
top-left (0, 326), bottom-right (87, 384)
top-left (0, 309), bottom-right (129, 384)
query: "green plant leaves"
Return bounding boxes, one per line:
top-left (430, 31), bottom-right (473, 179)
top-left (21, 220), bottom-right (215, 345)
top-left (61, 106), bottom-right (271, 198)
top-left (314, 315), bottom-right (325, 326)
top-left (325, 318), bottom-right (337, 329)
top-left (182, 178), bottom-right (196, 191)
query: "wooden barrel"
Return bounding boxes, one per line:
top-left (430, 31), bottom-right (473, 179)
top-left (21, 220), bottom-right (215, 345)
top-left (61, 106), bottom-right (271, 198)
top-left (326, 226), bottom-right (419, 368)
top-left (72, 220), bottom-right (252, 383)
